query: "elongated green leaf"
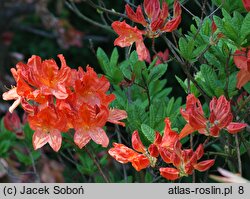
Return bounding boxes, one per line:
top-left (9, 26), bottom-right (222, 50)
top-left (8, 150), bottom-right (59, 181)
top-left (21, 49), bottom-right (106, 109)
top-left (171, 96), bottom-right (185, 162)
top-left (148, 64), bottom-right (168, 83)
top-left (110, 48), bottom-right (119, 68)
top-left (176, 76), bottom-right (187, 92)
top-left (166, 97), bottom-right (175, 116)
top-left (240, 12), bottom-right (250, 42)
top-left (141, 124), bottom-right (155, 143)
top-left (97, 48), bottom-right (110, 73)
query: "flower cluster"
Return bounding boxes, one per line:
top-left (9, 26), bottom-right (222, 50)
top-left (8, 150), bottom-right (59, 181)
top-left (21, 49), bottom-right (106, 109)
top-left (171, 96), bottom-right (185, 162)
top-left (112, 0), bottom-right (181, 61)
top-left (179, 94), bottom-right (247, 139)
top-left (109, 94), bottom-right (247, 180)
top-left (2, 55), bottom-right (127, 152)
top-left (108, 118), bottom-right (215, 180)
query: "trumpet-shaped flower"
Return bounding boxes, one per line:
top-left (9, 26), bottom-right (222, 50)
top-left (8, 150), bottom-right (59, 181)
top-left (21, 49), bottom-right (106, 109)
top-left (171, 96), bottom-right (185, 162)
top-left (28, 105), bottom-right (67, 152)
top-left (179, 94), bottom-right (247, 139)
top-left (2, 54), bottom-right (127, 152)
top-left (108, 130), bottom-right (157, 171)
top-left (126, 0), bottom-right (182, 38)
top-left (112, 0), bottom-right (181, 61)
top-left (160, 142), bottom-right (215, 180)
top-left (111, 21), bottom-right (150, 62)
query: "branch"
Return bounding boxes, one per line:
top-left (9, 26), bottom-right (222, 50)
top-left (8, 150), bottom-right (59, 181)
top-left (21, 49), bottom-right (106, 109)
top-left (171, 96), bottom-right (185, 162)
top-left (65, 0), bottom-right (113, 33)
top-left (83, 0), bottom-right (128, 19)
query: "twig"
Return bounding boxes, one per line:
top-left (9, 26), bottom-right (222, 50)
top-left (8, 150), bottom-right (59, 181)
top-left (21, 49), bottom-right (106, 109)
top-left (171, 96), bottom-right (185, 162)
top-left (180, 3), bottom-right (195, 18)
top-left (84, 147), bottom-right (110, 183)
top-left (24, 143), bottom-right (40, 182)
top-left (161, 35), bottom-right (211, 103)
top-left (65, 0), bottom-right (113, 33)
top-left (83, 0), bottom-right (128, 19)
top-left (235, 134), bottom-right (242, 175)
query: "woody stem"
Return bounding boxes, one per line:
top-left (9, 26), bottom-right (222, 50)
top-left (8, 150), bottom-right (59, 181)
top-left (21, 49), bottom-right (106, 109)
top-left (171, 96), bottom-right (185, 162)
top-left (235, 134), bottom-right (242, 176)
top-left (84, 147), bottom-right (110, 183)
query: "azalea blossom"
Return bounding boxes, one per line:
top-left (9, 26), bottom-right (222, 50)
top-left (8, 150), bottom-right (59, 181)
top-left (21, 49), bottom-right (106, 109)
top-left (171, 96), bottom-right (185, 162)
top-left (233, 48), bottom-right (250, 89)
top-left (112, 0), bottom-right (181, 62)
top-left (126, 0), bottom-right (182, 38)
top-left (108, 130), bottom-right (158, 171)
top-left (28, 105), bottom-right (67, 152)
top-left (160, 142), bottom-right (215, 180)
top-left (179, 94), bottom-right (247, 139)
top-left (2, 54), bottom-right (127, 151)
top-left (111, 21), bottom-right (150, 62)
top-left (108, 118), bottom-right (180, 171)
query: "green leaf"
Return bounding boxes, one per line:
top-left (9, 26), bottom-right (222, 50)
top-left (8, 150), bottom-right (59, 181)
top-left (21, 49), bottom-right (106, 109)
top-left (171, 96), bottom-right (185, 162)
top-left (110, 48), bottom-right (119, 68)
top-left (200, 64), bottom-right (218, 96)
top-left (243, 82), bottom-right (250, 94)
top-left (141, 124), bottom-right (155, 143)
top-left (0, 141), bottom-right (11, 156)
top-left (96, 47), bottom-right (110, 73)
top-left (240, 12), bottom-right (250, 42)
top-left (119, 60), bottom-right (131, 79)
top-left (31, 150), bottom-right (41, 161)
top-left (148, 63), bottom-right (168, 83)
top-left (178, 37), bottom-right (188, 59)
top-left (166, 97), bottom-right (175, 116)
top-left (129, 51), bottom-right (138, 65)
top-left (108, 68), bottom-right (124, 85)
top-left (133, 61), bottom-right (147, 83)
top-left (14, 150), bottom-right (31, 166)
top-left (179, 37), bottom-right (195, 61)
top-left (176, 76), bottom-right (187, 92)
top-left (23, 123), bottom-right (34, 144)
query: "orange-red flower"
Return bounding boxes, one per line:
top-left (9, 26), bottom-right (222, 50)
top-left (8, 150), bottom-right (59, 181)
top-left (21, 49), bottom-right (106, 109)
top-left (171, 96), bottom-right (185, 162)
top-left (155, 118), bottom-right (179, 163)
top-left (160, 142), bottom-right (215, 180)
top-left (28, 105), bottom-right (67, 152)
top-left (16, 54), bottom-right (71, 100)
top-left (126, 0), bottom-right (182, 38)
top-left (112, 0), bottom-right (181, 62)
top-left (73, 104), bottom-right (110, 148)
top-left (179, 94), bottom-right (247, 139)
top-left (111, 21), bottom-right (150, 62)
top-left (233, 48), bottom-right (250, 89)
top-left (2, 55), bottom-right (127, 152)
top-left (108, 130), bottom-right (158, 171)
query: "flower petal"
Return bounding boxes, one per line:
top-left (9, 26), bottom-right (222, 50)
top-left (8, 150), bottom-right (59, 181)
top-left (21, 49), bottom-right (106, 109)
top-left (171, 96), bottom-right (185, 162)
top-left (108, 143), bottom-right (138, 163)
top-left (159, 167), bottom-right (180, 180)
top-left (125, 5), bottom-right (147, 26)
top-left (131, 154), bottom-right (150, 171)
top-left (48, 129), bottom-right (62, 152)
top-left (194, 159), bottom-right (215, 172)
top-left (132, 130), bottom-right (146, 153)
top-left (179, 123), bottom-right (195, 139)
top-left (226, 122), bottom-right (247, 134)
top-left (89, 127), bottom-right (109, 147)
top-left (112, 21), bottom-right (144, 47)
top-left (32, 129), bottom-right (50, 150)
top-left (74, 128), bottom-right (91, 149)
top-left (107, 108), bottom-right (127, 127)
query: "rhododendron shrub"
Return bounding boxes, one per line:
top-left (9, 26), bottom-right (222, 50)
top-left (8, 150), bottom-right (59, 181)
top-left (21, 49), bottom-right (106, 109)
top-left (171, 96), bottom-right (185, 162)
top-left (1, 0), bottom-right (249, 183)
